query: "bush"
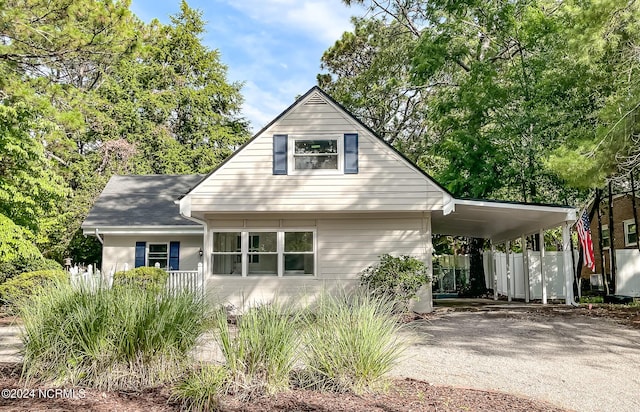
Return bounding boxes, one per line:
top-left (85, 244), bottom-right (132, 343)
top-left (0, 269), bottom-right (68, 306)
top-left (19, 283), bottom-right (207, 390)
top-left (301, 292), bottom-right (404, 394)
top-left (172, 364), bottom-right (229, 412)
top-left (360, 254), bottom-right (430, 312)
top-left (214, 302), bottom-right (301, 399)
top-left (112, 266), bottom-right (168, 292)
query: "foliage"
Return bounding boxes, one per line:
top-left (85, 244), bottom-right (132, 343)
top-left (20, 283), bottom-right (207, 390)
top-left (0, 269), bottom-right (67, 306)
top-left (112, 266), bottom-right (168, 293)
top-left (1, 0), bottom-right (249, 263)
top-left (360, 254), bottom-right (430, 312)
top-left (0, 214), bottom-right (62, 283)
top-left (214, 302), bottom-right (301, 398)
top-left (172, 364), bottom-right (229, 412)
top-left (301, 292), bottom-right (404, 394)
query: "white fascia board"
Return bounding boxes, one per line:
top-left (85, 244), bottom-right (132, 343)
top-left (442, 194), bottom-right (455, 215)
top-left (454, 198), bottom-right (576, 219)
top-left (179, 195), bottom-right (192, 218)
top-left (82, 226), bottom-right (204, 236)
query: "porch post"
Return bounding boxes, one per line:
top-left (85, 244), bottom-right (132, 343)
top-left (411, 212), bottom-right (433, 313)
top-left (522, 234), bottom-right (530, 303)
top-left (540, 229), bottom-right (547, 304)
top-left (491, 243), bottom-right (498, 300)
top-left (506, 241), bottom-right (512, 302)
top-left (562, 222), bottom-right (574, 306)
top-left (202, 221), bottom-right (210, 279)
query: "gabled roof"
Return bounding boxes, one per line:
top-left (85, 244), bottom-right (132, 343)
top-left (82, 174), bottom-right (205, 230)
top-left (180, 86), bottom-right (453, 199)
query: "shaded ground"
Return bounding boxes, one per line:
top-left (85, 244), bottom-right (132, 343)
top-left (2, 300), bottom-right (639, 411)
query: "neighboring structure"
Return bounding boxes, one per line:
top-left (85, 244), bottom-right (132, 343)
top-left (581, 194), bottom-right (640, 295)
top-left (83, 87), bottom-right (577, 311)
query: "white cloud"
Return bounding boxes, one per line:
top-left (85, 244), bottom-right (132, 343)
top-left (224, 0), bottom-right (356, 44)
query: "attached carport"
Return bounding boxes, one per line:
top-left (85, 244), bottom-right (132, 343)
top-left (428, 198), bottom-right (577, 306)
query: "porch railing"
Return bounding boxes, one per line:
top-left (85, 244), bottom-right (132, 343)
top-left (69, 263), bottom-right (204, 297)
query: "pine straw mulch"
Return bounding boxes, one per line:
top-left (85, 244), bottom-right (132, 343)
top-left (0, 363), bottom-right (568, 412)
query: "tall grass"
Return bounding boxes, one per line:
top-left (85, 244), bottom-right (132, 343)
top-left (19, 281), bottom-right (207, 390)
top-left (302, 292), bottom-right (404, 394)
top-left (172, 364), bottom-right (229, 412)
top-left (214, 302), bottom-right (301, 398)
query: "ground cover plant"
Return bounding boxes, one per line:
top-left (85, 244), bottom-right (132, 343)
top-left (19, 280), bottom-right (207, 390)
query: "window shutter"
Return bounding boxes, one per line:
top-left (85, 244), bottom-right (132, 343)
top-left (344, 133), bottom-right (358, 174)
top-left (169, 241), bottom-right (180, 270)
top-left (273, 134), bottom-right (288, 175)
top-left (135, 242), bottom-right (146, 268)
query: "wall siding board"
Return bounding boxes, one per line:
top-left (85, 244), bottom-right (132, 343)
top-left (187, 91), bottom-right (446, 213)
top-left (205, 214), bottom-right (428, 310)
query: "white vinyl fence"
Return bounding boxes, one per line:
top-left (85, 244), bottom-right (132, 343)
top-left (484, 251), bottom-right (577, 300)
top-left (616, 249), bottom-right (640, 297)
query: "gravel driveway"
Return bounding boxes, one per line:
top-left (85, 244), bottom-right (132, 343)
top-left (391, 305), bottom-right (640, 412)
top-left (3, 304), bottom-right (640, 411)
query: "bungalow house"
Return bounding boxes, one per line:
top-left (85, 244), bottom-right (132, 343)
top-left (82, 86), bottom-right (577, 311)
top-left (582, 194), bottom-right (640, 296)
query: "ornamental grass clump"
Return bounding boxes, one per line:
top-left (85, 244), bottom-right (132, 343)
top-left (214, 302), bottom-right (301, 398)
top-left (302, 292), bottom-right (404, 394)
top-left (19, 281), bottom-right (207, 390)
top-left (172, 364), bottom-right (229, 412)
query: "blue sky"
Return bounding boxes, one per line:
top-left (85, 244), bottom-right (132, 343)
top-left (130, 0), bottom-right (366, 133)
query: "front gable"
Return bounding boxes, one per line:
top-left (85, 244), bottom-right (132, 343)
top-left (181, 87), bottom-right (451, 217)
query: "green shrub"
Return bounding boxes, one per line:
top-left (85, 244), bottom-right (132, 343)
top-left (172, 364), bottom-right (229, 412)
top-left (302, 292), bottom-right (404, 394)
top-left (360, 254), bottom-right (430, 312)
top-left (19, 283), bottom-right (207, 390)
top-left (215, 302), bottom-right (301, 398)
top-left (0, 214), bottom-right (62, 283)
top-left (0, 269), bottom-right (68, 305)
top-left (112, 266), bottom-right (168, 292)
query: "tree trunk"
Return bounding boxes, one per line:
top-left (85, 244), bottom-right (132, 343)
top-left (465, 237), bottom-right (487, 297)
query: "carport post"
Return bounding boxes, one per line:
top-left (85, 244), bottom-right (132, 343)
top-left (522, 234), bottom-right (530, 303)
top-left (491, 243), bottom-right (498, 300)
top-left (506, 240), bottom-right (512, 302)
top-left (540, 229), bottom-right (547, 304)
top-left (562, 222), bottom-right (574, 306)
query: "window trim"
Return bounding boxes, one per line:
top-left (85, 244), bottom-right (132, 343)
top-left (211, 229), bottom-right (317, 277)
top-left (147, 242), bottom-right (169, 269)
top-left (623, 219), bottom-right (638, 247)
top-left (288, 135), bottom-right (343, 175)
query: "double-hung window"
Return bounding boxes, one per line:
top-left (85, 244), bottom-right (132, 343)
top-left (148, 244), bottom-right (168, 269)
top-left (212, 230), bottom-right (315, 276)
top-left (601, 225), bottom-right (611, 249)
top-left (291, 137), bottom-right (341, 172)
top-left (624, 220), bottom-right (638, 246)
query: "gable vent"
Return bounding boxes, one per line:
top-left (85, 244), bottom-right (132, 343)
top-left (304, 94), bottom-right (327, 105)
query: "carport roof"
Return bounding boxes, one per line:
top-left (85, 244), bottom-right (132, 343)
top-left (431, 198), bottom-right (576, 243)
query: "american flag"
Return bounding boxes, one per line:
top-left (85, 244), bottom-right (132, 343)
top-left (576, 210), bottom-right (596, 272)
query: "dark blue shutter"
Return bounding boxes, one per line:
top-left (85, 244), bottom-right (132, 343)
top-left (135, 242), bottom-right (146, 268)
top-left (344, 133), bottom-right (358, 174)
top-left (273, 134), bottom-right (288, 175)
top-left (169, 241), bottom-right (180, 270)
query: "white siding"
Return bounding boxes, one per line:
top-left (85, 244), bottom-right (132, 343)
top-left (102, 235), bottom-right (203, 274)
top-left (204, 213), bottom-right (430, 310)
top-left (187, 91), bottom-right (447, 214)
